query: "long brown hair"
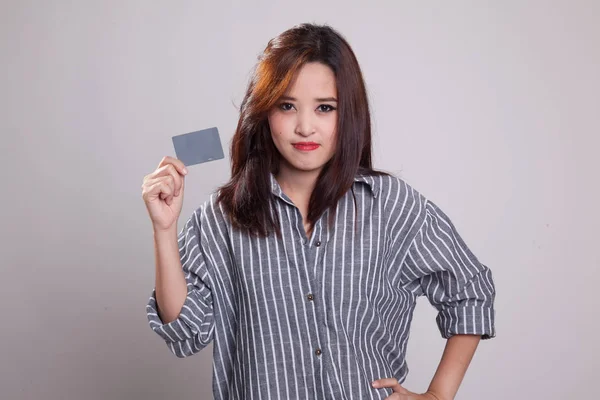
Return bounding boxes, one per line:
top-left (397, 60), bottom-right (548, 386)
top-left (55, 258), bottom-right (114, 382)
top-left (217, 23), bottom-right (389, 237)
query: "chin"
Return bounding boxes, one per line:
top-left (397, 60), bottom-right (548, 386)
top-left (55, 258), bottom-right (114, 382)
top-left (283, 159), bottom-right (326, 173)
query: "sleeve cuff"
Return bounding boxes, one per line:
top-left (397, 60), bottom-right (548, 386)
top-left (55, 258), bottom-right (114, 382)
top-left (146, 288), bottom-right (214, 344)
top-left (437, 305), bottom-right (496, 340)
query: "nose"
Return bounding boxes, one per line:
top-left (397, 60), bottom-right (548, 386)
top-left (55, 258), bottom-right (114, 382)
top-left (295, 109), bottom-right (316, 137)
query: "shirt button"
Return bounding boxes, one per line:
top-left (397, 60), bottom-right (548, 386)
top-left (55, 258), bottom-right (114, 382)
top-left (307, 293), bottom-right (314, 301)
top-left (315, 348), bottom-right (322, 356)
top-left (315, 241), bottom-right (321, 247)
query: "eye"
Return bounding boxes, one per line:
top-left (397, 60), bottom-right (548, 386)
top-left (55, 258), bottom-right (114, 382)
top-left (317, 104), bottom-right (336, 113)
top-left (278, 102), bottom-right (295, 111)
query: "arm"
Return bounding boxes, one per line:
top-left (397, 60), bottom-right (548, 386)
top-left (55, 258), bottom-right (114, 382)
top-left (154, 226), bottom-right (188, 323)
top-left (374, 192), bottom-right (496, 397)
top-left (408, 200), bottom-right (496, 397)
top-left (408, 200), bottom-right (496, 339)
top-left (146, 208), bottom-right (215, 358)
top-left (426, 334), bottom-right (481, 400)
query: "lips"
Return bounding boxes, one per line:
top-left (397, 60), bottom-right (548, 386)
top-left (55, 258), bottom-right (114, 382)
top-left (293, 142), bottom-right (320, 151)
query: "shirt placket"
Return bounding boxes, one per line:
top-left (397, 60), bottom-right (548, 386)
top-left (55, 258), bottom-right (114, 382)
top-left (272, 180), bottom-right (336, 398)
top-left (288, 198), bottom-right (333, 397)
top-left (304, 212), bottom-right (343, 399)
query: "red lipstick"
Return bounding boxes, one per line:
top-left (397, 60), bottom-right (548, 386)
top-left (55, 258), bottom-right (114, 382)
top-left (293, 142), bottom-right (320, 151)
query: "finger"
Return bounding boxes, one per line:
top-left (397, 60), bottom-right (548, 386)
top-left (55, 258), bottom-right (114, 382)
top-left (170, 165), bottom-right (183, 197)
top-left (160, 191), bottom-right (172, 204)
top-left (163, 174), bottom-right (176, 196)
top-left (145, 179), bottom-right (173, 203)
top-left (163, 174), bottom-right (178, 205)
top-left (372, 378), bottom-right (398, 388)
top-left (142, 177), bottom-right (162, 200)
top-left (372, 378), bottom-right (406, 393)
top-left (148, 175), bottom-right (175, 198)
top-left (159, 187), bottom-right (173, 206)
top-left (162, 164), bottom-right (183, 196)
top-left (157, 156), bottom-right (188, 176)
top-left (154, 164), bottom-right (184, 196)
top-left (156, 181), bottom-right (173, 201)
top-left (153, 164), bottom-right (180, 186)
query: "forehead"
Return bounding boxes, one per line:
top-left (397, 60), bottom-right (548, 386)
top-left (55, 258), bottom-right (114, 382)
top-left (285, 62), bottom-right (337, 96)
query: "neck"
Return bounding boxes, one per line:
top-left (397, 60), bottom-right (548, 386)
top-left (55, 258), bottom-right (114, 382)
top-left (274, 165), bottom-right (323, 239)
top-left (275, 165), bottom-right (321, 207)
top-left (276, 169), bottom-right (319, 197)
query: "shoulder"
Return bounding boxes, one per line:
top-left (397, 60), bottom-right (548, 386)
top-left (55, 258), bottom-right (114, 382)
top-left (367, 173), bottom-right (428, 215)
top-left (362, 173), bottom-right (430, 237)
top-left (187, 190), bottom-right (229, 231)
top-left (183, 190), bottom-right (234, 254)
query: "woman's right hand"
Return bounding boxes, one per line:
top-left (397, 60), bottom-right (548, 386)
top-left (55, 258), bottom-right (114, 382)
top-left (142, 156), bottom-right (188, 232)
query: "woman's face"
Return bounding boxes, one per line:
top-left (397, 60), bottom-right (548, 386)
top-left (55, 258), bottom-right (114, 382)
top-left (268, 62), bottom-right (338, 176)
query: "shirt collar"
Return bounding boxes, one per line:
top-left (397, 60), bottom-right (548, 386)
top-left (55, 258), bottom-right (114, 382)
top-left (270, 172), bottom-right (380, 199)
top-left (353, 174), bottom-right (380, 198)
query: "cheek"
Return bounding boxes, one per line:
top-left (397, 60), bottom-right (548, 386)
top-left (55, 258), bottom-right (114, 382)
top-left (268, 113), bottom-right (288, 135)
top-left (268, 116), bottom-right (287, 152)
top-left (323, 118), bottom-right (338, 144)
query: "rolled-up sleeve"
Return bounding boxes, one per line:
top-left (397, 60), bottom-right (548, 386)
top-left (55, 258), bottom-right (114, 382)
top-left (146, 208), bottom-right (215, 357)
top-left (404, 200), bottom-right (496, 339)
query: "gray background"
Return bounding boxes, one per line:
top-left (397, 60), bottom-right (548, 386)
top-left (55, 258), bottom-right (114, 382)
top-left (1, 1), bottom-right (598, 399)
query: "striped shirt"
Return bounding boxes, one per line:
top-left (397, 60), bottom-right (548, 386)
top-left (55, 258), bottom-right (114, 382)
top-left (146, 173), bottom-right (496, 399)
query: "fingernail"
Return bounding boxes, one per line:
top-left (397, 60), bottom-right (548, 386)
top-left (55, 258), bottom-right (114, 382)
top-left (183, 167), bottom-right (188, 174)
top-left (372, 381), bottom-right (378, 388)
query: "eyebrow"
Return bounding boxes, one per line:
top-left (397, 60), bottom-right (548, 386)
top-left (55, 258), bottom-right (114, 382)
top-left (280, 95), bottom-right (338, 102)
